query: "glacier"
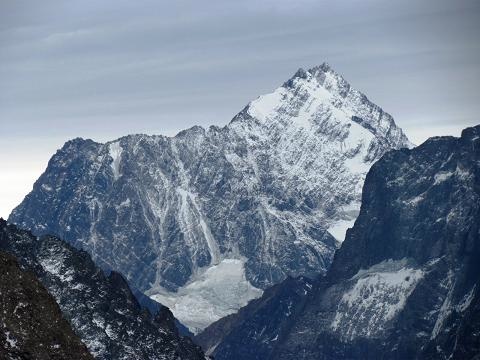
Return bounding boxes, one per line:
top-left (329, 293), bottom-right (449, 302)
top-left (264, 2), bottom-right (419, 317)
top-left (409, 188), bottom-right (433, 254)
top-left (149, 258), bottom-right (263, 334)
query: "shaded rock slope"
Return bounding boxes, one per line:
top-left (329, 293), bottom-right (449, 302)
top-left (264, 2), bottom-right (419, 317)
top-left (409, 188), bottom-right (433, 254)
top-left (197, 125), bottom-right (480, 359)
top-left (0, 251), bottom-right (93, 360)
top-left (9, 63), bottom-right (411, 331)
top-left (0, 219), bottom-right (205, 360)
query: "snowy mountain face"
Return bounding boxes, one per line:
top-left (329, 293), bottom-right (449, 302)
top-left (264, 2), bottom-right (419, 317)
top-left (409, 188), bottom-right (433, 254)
top-left (9, 63), bottom-right (411, 332)
top-left (0, 251), bottom-right (93, 360)
top-left (197, 125), bottom-right (480, 360)
top-left (0, 220), bottom-right (205, 360)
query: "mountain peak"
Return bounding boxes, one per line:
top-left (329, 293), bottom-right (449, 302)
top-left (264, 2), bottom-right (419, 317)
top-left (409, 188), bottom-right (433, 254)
top-left (307, 62), bottom-right (336, 76)
top-left (243, 62), bottom-right (411, 153)
top-left (10, 63), bottom-right (412, 333)
top-left (285, 62), bottom-right (344, 88)
top-left (461, 124), bottom-right (480, 142)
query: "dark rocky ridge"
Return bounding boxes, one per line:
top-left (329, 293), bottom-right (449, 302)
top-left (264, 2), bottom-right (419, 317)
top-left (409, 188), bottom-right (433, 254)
top-left (197, 125), bottom-right (480, 359)
top-left (0, 219), bottom-right (205, 360)
top-left (0, 251), bottom-right (93, 360)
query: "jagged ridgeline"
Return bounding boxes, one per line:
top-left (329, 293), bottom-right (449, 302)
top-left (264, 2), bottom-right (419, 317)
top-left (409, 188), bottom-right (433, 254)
top-left (9, 63), bottom-right (411, 332)
top-left (0, 220), bottom-right (205, 360)
top-left (196, 125), bottom-right (480, 360)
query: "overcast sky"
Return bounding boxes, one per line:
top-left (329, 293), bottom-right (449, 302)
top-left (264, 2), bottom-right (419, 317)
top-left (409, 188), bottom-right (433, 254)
top-left (1, 0), bottom-right (479, 218)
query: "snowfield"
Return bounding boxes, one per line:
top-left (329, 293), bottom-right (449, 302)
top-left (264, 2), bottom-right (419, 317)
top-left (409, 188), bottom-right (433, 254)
top-left (150, 259), bottom-right (263, 333)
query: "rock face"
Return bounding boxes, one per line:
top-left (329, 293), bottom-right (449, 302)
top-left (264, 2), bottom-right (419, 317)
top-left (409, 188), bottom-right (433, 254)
top-left (9, 63), bottom-right (411, 332)
top-left (0, 220), bottom-right (205, 360)
top-left (197, 125), bottom-right (480, 359)
top-left (0, 251), bottom-right (93, 360)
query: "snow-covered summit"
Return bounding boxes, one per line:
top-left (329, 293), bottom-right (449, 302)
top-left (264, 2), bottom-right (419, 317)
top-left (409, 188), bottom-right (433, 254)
top-left (10, 63), bottom-right (411, 332)
top-left (241, 62), bottom-right (411, 148)
top-left (227, 63), bottom-right (411, 242)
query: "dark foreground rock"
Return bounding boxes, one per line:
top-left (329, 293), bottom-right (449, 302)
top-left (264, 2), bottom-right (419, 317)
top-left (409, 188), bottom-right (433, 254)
top-left (0, 251), bottom-right (92, 360)
top-left (0, 220), bottom-right (205, 360)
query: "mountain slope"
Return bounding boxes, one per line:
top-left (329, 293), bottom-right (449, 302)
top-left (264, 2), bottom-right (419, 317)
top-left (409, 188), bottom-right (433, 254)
top-left (9, 63), bottom-right (411, 332)
top-left (0, 251), bottom-right (93, 360)
top-left (0, 220), bottom-right (205, 360)
top-left (197, 125), bottom-right (480, 359)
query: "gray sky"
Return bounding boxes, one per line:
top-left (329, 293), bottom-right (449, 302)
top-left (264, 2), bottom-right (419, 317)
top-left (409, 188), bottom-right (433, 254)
top-left (1, 0), bottom-right (479, 218)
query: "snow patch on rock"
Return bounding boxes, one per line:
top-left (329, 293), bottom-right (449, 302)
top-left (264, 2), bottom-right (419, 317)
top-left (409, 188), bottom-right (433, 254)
top-left (5, 331), bottom-right (18, 349)
top-left (41, 184), bottom-right (53, 192)
top-left (434, 171), bottom-right (454, 185)
top-left (328, 218), bottom-right (356, 243)
top-left (39, 255), bottom-right (74, 283)
top-left (332, 259), bottom-right (424, 340)
top-left (109, 141), bottom-right (123, 180)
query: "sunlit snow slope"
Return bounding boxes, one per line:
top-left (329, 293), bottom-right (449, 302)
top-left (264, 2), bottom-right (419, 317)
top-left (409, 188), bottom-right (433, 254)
top-left (10, 63), bottom-right (411, 332)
